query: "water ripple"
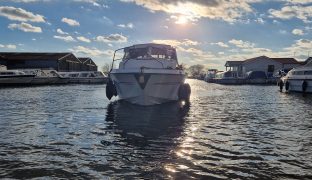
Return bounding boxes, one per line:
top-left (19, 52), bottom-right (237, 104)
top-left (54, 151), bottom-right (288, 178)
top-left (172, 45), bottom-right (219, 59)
top-left (0, 81), bottom-right (312, 179)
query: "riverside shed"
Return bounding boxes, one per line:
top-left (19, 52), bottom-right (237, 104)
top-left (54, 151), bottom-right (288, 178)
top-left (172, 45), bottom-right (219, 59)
top-left (0, 52), bottom-right (96, 72)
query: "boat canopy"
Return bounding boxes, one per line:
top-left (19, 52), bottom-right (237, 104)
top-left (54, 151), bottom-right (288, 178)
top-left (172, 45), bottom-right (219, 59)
top-left (122, 43), bottom-right (177, 61)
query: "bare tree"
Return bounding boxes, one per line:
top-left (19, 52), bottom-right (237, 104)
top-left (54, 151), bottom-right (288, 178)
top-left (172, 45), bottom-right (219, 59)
top-left (101, 63), bottom-right (111, 75)
top-left (187, 64), bottom-right (205, 79)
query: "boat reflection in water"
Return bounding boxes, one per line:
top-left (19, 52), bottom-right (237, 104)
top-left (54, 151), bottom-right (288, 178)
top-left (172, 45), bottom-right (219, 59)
top-left (103, 100), bottom-right (190, 178)
top-left (105, 100), bottom-right (190, 142)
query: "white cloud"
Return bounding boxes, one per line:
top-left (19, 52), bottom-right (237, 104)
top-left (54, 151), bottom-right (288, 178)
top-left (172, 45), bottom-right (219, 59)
top-left (95, 33), bottom-right (127, 43)
top-left (117, 23), bottom-right (134, 29)
top-left (73, 0), bottom-right (109, 7)
top-left (285, 39), bottom-right (312, 51)
top-left (53, 35), bottom-right (76, 42)
top-left (69, 46), bottom-right (113, 56)
top-left (8, 22), bottom-right (42, 33)
top-left (269, 5), bottom-right (312, 23)
top-left (120, 0), bottom-right (261, 23)
top-left (0, 44), bottom-right (17, 49)
top-left (283, 0), bottom-right (312, 5)
top-left (77, 36), bottom-right (91, 43)
top-left (212, 42), bottom-right (229, 48)
top-left (152, 39), bottom-right (199, 47)
top-left (292, 28), bottom-right (304, 35)
top-left (229, 39), bottom-right (255, 48)
top-left (61, 17), bottom-right (80, 26)
top-left (56, 28), bottom-right (68, 35)
top-left (0, 6), bottom-right (45, 22)
top-left (255, 17), bottom-right (265, 24)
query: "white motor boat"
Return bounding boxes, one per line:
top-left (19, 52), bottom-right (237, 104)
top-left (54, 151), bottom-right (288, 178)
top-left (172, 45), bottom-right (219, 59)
top-left (280, 62), bottom-right (312, 93)
top-left (21, 69), bottom-right (64, 85)
top-left (59, 71), bottom-right (107, 84)
top-left (106, 43), bottom-right (190, 106)
top-left (0, 70), bottom-right (35, 85)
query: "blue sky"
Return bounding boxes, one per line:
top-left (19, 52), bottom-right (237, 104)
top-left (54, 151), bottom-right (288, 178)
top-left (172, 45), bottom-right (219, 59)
top-left (0, 0), bottom-right (311, 70)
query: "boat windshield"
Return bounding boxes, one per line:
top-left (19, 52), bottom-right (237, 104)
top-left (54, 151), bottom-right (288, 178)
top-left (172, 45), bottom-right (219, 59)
top-left (123, 47), bottom-right (177, 61)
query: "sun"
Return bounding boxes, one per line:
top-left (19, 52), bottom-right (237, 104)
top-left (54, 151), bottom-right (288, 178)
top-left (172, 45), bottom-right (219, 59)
top-left (175, 16), bottom-right (189, 25)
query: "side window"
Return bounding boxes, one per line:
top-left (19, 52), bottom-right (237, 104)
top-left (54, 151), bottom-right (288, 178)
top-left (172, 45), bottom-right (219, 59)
top-left (268, 65), bottom-right (275, 73)
top-left (304, 71), bottom-right (312, 75)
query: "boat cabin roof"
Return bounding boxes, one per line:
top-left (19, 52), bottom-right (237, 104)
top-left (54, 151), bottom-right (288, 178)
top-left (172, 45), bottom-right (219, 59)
top-left (123, 43), bottom-right (174, 50)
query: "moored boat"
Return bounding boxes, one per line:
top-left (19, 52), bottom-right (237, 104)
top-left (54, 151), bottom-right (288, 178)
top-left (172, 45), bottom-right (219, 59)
top-left (59, 71), bottom-right (107, 84)
top-left (106, 43), bottom-right (191, 106)
top-left (281, 62), bottom-right (312, 93)
top-left (0, 70), bottom-right (35, 86)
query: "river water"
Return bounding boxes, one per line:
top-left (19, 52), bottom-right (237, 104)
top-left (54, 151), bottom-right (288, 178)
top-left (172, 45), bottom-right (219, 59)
top-left (0, 79), bottom-right (312, 179)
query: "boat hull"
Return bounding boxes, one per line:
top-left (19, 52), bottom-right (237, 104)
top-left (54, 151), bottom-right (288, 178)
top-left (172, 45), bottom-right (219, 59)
top-left (30, 77), bottom-right (59, 85)
top-left (0, 75), bottom-right (34, 85)
top-left (68, 77), bottom-right (108, 84)
top-left (282, 78), bottom-right (312, 93)
top-left (110, 72), bottom-right (185, 105)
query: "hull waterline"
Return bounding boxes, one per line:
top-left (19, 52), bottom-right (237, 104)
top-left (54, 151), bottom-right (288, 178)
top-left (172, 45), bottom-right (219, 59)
top-left (110, 73), bottom-right (185, 105)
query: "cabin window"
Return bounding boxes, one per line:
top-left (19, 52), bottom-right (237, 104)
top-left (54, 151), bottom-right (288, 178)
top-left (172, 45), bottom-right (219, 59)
top-left (294, 71), bottom-right (304, 75)
top-left (304, 71), bottom-right (312, 75)
top-left (123, 47), bottom-right (177, 60)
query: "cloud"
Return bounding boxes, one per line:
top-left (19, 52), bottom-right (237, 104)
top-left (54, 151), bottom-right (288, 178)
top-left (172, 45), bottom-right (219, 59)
top-left (73, 0), bottom-right (109, 7)
top-left (152, 39), bottom-right (199, 47)
top-left (120, 0), bottom-right (261, 23)
top-left (268, 5), bottom-right (312, 23)
top-left (8, 22), bottom-right (42, 33)
top-left (61, 17), bottom-right (80, 26)
top-left (56, 28), bottom-right (68, 35)
top-left (292, 28), bottom-right (304, 35)
top-left (0, 44), bottom-right (17, 49)
top-left (211, 42), bottom-right (229, 48)
top-left (69, 46), bottom-right (113, 56)
top-left (0, 6), bottom-right (45, 22)
top-left (77, 36), bottom-right (91, 43)
top-left (285, 39), bottom-right (312, 52)
top-left (283, 0), bottom-right (312, 5)
top-left (95, 33), bottom-right (127, 43)
top-left (53, 35), bottom-right (76, 42)
top-left (229, 39), bottom-right (255, 48)
top-left (117, 23), bottom-right (134, 29)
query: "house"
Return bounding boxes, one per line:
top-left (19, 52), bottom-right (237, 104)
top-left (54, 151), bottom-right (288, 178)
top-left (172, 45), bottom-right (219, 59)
top-left (305, 57), bottom-right (312, 65)
top-left (225, 56), bottom-right (301, 78)
top-left (0, 52), bottom-right (96, 72)
top-left (78, 57), bottom-right (98, 71)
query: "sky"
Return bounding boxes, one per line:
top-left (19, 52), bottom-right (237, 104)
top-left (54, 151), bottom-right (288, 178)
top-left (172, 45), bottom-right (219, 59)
top-left (0, 0), bottom-right (311, 70)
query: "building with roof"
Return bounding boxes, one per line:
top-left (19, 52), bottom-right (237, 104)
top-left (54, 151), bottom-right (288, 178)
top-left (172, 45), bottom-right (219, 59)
top-left (0, 52), bottom-right (97, 72)
top-left (78, 57), bottom-right (98, 71)
top-left (225, 56), bottom-right (301, 78)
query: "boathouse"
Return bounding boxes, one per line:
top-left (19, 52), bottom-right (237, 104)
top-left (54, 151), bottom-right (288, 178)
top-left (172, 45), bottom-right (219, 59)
top-left (225, 56), bottom-right (301, 78)
top-left (78, 57), bottom-right (98, 71)
top-left (0, 52), bottom-right (97, 72)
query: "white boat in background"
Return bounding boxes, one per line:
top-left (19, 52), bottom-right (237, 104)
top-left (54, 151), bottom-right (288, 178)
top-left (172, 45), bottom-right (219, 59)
top-left (214, 71), bottom-right (244, 84)
top-left (0, 70), bottom-right (35, 85)
top-left (59, 71), bottom-right (107, 84)
top-left (0, 65), bottom-right (7, 71)
top-left (281, 61), bottom-right (312, 93)
top-left (106, 43), bottom-right (190, 106)
top-left (21, 69), bottom-right (67, 85)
